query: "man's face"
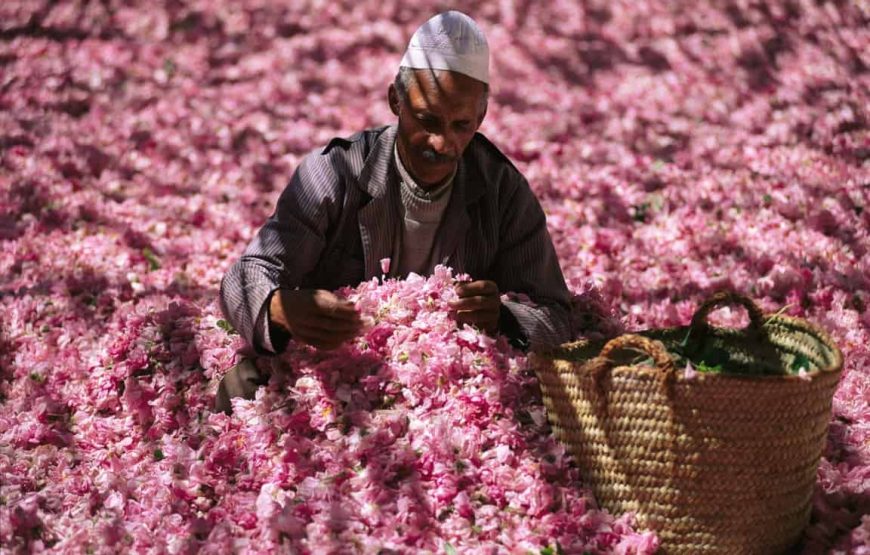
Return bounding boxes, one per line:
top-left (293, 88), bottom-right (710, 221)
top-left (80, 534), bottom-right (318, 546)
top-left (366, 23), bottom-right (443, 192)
top-left (389, 69), bottom-right (487, 188)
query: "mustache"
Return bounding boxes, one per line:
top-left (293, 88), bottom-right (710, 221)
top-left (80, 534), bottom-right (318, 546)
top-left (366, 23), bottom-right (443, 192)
top-left (420, 148), bottom-right (457, 164)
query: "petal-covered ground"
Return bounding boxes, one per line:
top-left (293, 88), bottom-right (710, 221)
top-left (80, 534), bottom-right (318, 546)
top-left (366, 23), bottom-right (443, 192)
top-left (0, 1), bottom-right (867, 553)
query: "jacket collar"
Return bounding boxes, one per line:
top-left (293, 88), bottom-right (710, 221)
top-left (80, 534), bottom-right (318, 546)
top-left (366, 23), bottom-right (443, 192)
top-left (356, 126), bottom-right (487, 276)
top-left (357, 125), bottom-right (396, 199)
top-left (357, 125), bottom-right (487, 206)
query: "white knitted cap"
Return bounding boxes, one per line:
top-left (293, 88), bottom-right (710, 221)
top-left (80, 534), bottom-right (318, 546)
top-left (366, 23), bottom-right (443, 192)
top-left (399, 11), bottom-right (490, 84)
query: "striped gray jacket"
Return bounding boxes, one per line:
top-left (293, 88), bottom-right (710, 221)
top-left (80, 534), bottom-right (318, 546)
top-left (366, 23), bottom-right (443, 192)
top-left (220, 125), bottom-right (573, 352)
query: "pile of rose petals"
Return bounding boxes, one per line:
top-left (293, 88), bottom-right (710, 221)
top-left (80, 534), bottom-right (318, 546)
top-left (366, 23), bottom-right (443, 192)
top-left (1, 0), bottom-right (867, 553)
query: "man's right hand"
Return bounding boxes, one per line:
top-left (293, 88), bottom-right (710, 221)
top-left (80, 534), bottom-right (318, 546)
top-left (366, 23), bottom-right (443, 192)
top-left (269, 289), bottom-right (363, 350)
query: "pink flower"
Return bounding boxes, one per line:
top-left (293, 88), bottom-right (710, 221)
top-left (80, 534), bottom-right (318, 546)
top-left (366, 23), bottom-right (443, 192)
top-left (1, 4), bottom-right (866, 552)
top-left (683, 361), bottom-right (698, 380)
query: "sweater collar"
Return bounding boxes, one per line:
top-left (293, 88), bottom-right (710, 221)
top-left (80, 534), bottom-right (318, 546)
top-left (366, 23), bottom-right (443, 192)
top-left (357, 125), bottom-right (485, 207)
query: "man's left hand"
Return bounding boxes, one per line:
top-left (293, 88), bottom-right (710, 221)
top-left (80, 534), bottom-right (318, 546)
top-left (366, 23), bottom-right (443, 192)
top-left (450, 280), bottom-right (501, 334)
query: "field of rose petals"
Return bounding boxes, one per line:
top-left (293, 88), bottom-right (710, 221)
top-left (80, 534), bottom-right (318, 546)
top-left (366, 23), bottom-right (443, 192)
top-left (1, 0), bottom-right (868, 553)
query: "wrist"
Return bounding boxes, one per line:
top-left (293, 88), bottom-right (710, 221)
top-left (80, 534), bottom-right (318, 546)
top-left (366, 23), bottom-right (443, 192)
top-left (267, 289), bottom-right (292, 353)
top-left (269, 289), bottom-right (291, 332)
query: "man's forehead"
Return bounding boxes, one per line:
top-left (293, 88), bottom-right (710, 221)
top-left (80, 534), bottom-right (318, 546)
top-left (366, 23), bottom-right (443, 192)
top-left (405, 69), bottom-right (485, 106)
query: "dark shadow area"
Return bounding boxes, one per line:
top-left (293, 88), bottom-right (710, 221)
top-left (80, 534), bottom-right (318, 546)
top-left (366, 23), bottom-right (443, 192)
top-left (517, 31), bottom-right (627, 88)
top-left (0, 0), bottom-right (121, 41)
top-left (637, 45), bottom-right (671, 72)
top-left (1, 179), bottom-right (62, 240)
top-left (736, 47), bottom-right (779, 92)
top-left (0, 324), bottom-right (15, 402)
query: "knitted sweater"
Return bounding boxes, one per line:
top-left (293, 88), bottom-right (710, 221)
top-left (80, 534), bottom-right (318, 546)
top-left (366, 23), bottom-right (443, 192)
top-left (391, 145), bottom-right (455, 277)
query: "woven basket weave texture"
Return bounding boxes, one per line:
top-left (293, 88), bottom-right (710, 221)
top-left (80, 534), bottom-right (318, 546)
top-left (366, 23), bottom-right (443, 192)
top-left (536, 293), bottom-right (843, 554)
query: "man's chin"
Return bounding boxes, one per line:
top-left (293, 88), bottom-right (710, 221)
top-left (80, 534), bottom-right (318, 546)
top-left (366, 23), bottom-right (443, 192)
top-left (413, 164), bottom-right (454, 187)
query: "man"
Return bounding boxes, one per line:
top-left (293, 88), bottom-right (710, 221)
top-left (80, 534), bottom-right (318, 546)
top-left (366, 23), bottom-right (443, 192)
top-left (217, 11), bottom-right (572, 413)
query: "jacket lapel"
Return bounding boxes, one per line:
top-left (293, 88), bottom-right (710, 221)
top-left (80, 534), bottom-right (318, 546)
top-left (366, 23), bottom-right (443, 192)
top-left (357, 126), bottom-right (400, 279)
top-left (357, 127), bottom-right (487, 278)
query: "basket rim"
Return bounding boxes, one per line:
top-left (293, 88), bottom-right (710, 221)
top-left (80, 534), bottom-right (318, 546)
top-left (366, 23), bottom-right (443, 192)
top-left (537, 314), bottom-right (845, 380)
top-left (608, 361), bottom-right (842, 382)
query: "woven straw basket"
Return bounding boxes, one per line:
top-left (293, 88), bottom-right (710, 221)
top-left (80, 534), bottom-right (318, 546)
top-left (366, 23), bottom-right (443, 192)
top-left (535, 292), bottom-right (843, 554)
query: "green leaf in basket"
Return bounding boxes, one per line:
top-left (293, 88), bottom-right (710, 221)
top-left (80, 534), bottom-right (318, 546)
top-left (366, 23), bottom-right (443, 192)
top-left (671, 329), bottom-right (695, 361)
top-left (685, 346), bottom-right (728, 373)
top-left (631, 355), bottom-right (656, 367)
top-left (791, 353), bottom-right (811, 374)
top-left (696, 361), bottom-right (723, 373)
top-left (700, 346), bottom-right (730, 367)
top-left (444, 542), bottom-right (457, 555)
top-left (678, 328), bottom-right (692, 348)
top-left (539, 547), bottom-right (555, 555)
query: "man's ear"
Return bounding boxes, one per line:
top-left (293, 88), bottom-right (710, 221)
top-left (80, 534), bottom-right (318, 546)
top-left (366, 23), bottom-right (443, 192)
top-left (388, 84), bottom-right (401, 117)
top-left (477, 103), bottom-right (487, 129)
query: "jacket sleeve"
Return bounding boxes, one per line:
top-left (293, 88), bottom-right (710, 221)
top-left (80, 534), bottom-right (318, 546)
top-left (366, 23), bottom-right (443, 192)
top-left (494, 175), bottom-right (573, 350)
top-left (219, 152), bottom-right (343, 353)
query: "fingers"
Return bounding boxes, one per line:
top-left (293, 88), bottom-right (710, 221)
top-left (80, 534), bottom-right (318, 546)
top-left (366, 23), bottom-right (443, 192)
top-left (450, 280), bottom-right (501, 334)
top-left (295, 335), bottom-right (345, 350)
top-left (451, 280), bottom-right (499, 310)
top-left (311, 290), bottom-right (360, 321)
top-left (316, 315), bottom-right (363, 332)
top-left (322, 301), bottom-right (360, 320)
top-left (454, 308), bottom-right (500, 331)
top-left (454, 280), bottom-right (498, 298)
top-left (283, 290), bottom-right (361, 322)
top-left (289, 309), bottom-right (362, 347)
top-left (279, 289), bottom-right (363, 350)
top-left (450, 294), bottom-right (500, 312)
top-left (289, 321), bottom-right (358, 350)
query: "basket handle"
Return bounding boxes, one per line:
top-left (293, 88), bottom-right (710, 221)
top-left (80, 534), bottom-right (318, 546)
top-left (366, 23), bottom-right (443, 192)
top-left (690, 291), bottom-right (765, 334)
top-left (590, 335), bottom-right (675, 417)
top-left (599, 334), bottom-right (675, 375)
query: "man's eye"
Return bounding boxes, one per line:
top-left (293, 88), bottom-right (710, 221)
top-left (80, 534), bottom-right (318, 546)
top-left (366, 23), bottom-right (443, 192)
top-left (418, 115), bottom-right (438, 126)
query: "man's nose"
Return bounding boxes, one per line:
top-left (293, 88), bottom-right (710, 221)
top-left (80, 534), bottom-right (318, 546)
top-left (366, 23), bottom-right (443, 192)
top-left (428, 131), bottom-right (458, 157)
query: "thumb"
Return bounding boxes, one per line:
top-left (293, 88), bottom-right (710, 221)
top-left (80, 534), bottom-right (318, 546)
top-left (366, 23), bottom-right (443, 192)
top-left (320, 292), bottom-right (359, 317)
